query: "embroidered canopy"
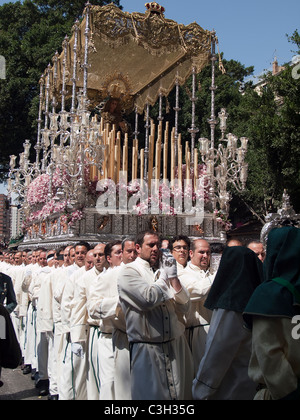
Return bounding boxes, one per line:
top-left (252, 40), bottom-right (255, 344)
top-left (47, 2), bottom-right (212, 113)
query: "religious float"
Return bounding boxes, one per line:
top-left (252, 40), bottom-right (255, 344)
top-left (7, 2), bottom-right (249, 249)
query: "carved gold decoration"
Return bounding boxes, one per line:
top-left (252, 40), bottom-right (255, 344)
top-left (98, 215), bottom-right (110, 231)
top-left (193, 224), bottom-right (204, 235)
top-left (100, 72), bottom-right (134, 111)
top-left (150, 216), bottom-right (159, 232)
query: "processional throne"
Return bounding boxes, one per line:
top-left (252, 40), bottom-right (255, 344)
top-left (8, 2), bottom-right (249, 249)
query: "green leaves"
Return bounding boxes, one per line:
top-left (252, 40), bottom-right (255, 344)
top-left (0, 0), bottom-right (121, 180)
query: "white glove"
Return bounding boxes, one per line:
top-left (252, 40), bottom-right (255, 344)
top-left (161, 249), bottom-right (178, 279)
top-left (71, 343), bottom-right (84, 358)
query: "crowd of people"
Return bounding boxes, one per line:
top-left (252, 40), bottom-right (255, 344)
top-left (0, 227), bottom-right (299, 400)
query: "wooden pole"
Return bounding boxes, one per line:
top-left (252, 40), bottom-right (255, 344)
top-left (122, 134), bottom-right (128, 184)
top-left (194, 148), bottom-right (198, 187)
top-left (163, 122), bottom-right (169, 180)
top-left (140, 149), bottom-right (144, 180)
top-left (132, 146), bottom-right (136, 180)
top-left (116, 131), bottom-right (121, 183)
top-left (148, 123), bottom-right (155, 189)
top-left (155, 128), bottom-right (162, 181)
top-left (185, 141), bottom-right (190, 181)
top-left (178, 145), bottom-right (182, 186)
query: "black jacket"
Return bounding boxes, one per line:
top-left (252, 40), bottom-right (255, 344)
top-left (0, 272), bottom-right (17, 314)
top-left (0, 304), bottom-right (22, 369)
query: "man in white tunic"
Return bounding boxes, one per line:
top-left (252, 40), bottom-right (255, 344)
top-left (71, 243), bottom-right (108, 400)
top-left (35, 251), bottom-right (56, 397)
top-left (57, 241), bottom-right (90, 400)
top-left (87, 240), bottom-right (123, 400)
top-left (118, 231), bottom-right (194, 400)
top-left (170, 235), bottom-right (190, 276)
top-left (112, 239), bottom-right (137, 400)
top-left (178, 239), bottom-right (215, 370)
top-left (51, 247), bottom-right (72, 399)
top-left (7, 251), bottom-right (26, 345)
top-left (21, 250), bottom-right (40, 376)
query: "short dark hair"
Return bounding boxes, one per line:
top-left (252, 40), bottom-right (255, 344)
top-left (135, 231), bottom-right (160, 247)
top-left (169, 235), bottom-right (191, 252)
top-left (210, 242), bottom-right (226, 254)
top-left (121, 237), bottom-right (135, 251)
top-left (74, 241), bottom-right (91, 252)
top-left (104, 240), bottom-right (122, 260)
top-left (56, 246), bottom-right (66, 255)
top-left (226, 237), bottom-right (244, 247)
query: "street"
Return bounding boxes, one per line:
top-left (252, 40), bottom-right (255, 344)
top-left (0, 367), bottom-right (48, 400)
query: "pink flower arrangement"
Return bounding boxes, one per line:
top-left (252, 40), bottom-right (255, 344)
top-left (214, 209), bottom-right (232, 232)
top-left (27, 174), bottom-right (50, 206)
top-left (25, 170), bottom-right (83, 226)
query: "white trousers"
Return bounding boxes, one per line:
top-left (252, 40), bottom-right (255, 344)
top-left (23, 303), bottom-right (38, 369)
top-left (58, 332), bottom-right (74, 400)
top-left (57, 332), bottom-right (87, 400)
top-left (97, 333), bottom-right (115, 400)
top-left (37, 331), bottom-right (59, 395)
top-left (87, 326), bottom-right (100, 400)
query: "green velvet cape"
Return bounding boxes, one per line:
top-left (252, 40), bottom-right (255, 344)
top-left (244, 227), bottom-right (300, 327)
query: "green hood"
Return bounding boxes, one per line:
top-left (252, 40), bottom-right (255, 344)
top-left (244, 226), bottom-right (300, 327)
top-left (205, 246), bottom-right (263, 314)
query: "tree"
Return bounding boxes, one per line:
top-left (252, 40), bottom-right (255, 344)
top-left (0, 0), bottom-right (121, 180)
top-left (234, 54), bottom-right (300, 216)
top-left (287, 29), bottom-right (300, 54)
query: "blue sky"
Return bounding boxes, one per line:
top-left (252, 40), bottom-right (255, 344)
top-left (0, 0), bottom-right (299, 194)
top-left (123, 0), bottom-right (300, 76)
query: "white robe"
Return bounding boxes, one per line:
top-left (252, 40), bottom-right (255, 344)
top-left (88, 266), bottom-right (122, 400)
top-left (118, 257), bottom-right (194, 400)
top-left (71, 266), bottom-right (102, 400)
top-left (179, 263), bottom-right (215, 370)
top-left (60, 264), bottom-right (88, 400)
